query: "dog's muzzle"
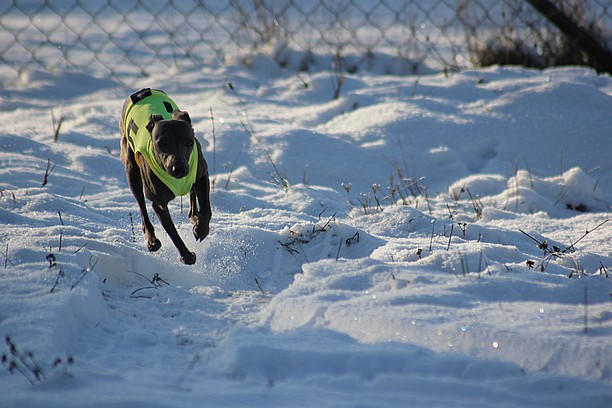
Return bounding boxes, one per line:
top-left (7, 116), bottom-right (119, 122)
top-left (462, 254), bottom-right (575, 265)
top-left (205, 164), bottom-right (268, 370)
top-left (169, 164), bottom-right (189, 179)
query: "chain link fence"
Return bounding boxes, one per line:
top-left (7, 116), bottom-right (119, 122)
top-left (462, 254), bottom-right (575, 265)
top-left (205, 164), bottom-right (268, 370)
top-left (1, 0), bottom-right (610, 82)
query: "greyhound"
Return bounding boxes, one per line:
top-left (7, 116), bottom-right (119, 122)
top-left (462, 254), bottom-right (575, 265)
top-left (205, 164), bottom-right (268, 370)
top-left (119, 88), bottom-right (211, 265)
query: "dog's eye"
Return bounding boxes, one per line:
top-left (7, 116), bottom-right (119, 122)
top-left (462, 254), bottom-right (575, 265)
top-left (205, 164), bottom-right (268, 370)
top-left (186, 139), bottom-right (194, 147)
top-left (157, 139), bottom-right (168, 149)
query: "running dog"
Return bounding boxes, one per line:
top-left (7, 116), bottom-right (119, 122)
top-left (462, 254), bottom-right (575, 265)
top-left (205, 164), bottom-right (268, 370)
top-left (120, 88), bottom-right (211, 265)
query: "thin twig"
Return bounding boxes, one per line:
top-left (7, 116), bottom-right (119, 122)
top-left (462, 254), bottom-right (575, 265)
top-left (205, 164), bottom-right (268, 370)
top-left (129, 273), bottom-right (168, 298)
top-left (330, 50), bottom-right (345, 100)
top-left (429, 220), bottom-right (435, 251)
top-left (42, 159), bottom-right (56, 187)
top-left (444, 199), bottom-right (454, 220)
top-left (335, 239), bottom-right (343, 261)
top-left (254, 277), bottom-right (265, 293)
top-left (3, 243), bottom-right (15, 268)
top-left (72, 243), bottom-right (88, 254)
top-left (465, 188), bottom-right (483, 219)
top-left (51, 108), bottom-right (65, 143)
top-left (128, 271), bottom-right (169, 287)
top-left (70, 257), bottom-right (98, 290)
top-left (210, 107), bottom-right (217, 190)
top-left (318, 207), bottom-right (328, 221)
top-left (313, 213), bottom-right (336, 234)
top-left (130, 286), bottom-right (160, 298)
top-left (513, 160), bottom-right (520, 209)
top-left (523, 155), bottom-right (534, 188)
top-left (50, 269), bottom-right (64, 293)
top-left (562, 219), bottom-right (608, 254)
top-left (519, 228), bottom-right (553, 254)
top-left (4, 336), bottom-right (45, 385)
top-left (224, 152), bottom-right (241, 190)
top-left (598, 262), bottom-right (608, 278)
top-left (129, 212), bottom-right (136, 243)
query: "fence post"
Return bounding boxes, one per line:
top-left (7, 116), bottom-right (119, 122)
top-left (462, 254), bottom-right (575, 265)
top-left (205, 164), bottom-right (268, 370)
top-left (524, 0), bottom-right (612, 74)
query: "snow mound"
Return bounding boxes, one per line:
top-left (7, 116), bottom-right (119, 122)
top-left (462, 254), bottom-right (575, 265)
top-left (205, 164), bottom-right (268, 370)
top-left (1, 64), bottom-right (611, 407)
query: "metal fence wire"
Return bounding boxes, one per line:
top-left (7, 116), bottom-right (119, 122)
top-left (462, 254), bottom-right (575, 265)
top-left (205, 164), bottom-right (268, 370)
top-left (1, 0), bottom-right (611, 82)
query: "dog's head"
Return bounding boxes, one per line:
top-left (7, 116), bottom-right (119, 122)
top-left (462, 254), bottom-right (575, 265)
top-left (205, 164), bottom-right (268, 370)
top-left (147, 110), bottom-right (195, 179)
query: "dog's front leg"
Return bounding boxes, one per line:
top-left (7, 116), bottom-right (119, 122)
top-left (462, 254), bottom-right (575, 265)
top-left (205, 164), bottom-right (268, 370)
top-left (124, 151), bottom-right (161, 252)
top-left (189, 175), bottom-right (212, 241)
top-left (152, 203), bottom-right (196, 265)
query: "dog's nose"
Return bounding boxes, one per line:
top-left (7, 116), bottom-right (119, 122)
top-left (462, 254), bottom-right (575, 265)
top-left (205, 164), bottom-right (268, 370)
top-left (170, 165), bottom-right (188, 178)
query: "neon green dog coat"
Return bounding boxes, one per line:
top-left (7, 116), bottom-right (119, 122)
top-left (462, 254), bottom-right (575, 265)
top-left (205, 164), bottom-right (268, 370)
top-left (123, 89), bottom-right (198, 196)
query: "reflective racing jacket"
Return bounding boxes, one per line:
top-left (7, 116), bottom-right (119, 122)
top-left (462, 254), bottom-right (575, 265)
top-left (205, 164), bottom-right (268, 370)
top-left (123, 88), bottom-right (198, 196)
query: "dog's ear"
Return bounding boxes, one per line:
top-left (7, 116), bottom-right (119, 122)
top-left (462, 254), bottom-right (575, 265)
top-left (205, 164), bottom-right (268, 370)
top-left (146, 114), bottom-right (164, 134)
top-left (172, 110), bottom-right (191, 124)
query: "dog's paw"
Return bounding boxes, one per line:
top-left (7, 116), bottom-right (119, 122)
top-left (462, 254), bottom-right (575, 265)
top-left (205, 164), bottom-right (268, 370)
top-left (181, 251), bottom-right (197, 265)
top-left (147, 238), bottom-right (162, 252)
top-left (193, 223), bottom-right (209, 242)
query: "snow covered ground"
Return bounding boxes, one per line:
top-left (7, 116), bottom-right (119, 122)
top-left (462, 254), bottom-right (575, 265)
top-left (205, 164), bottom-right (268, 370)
top-left (1, 57), bottom-right (611, 407)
